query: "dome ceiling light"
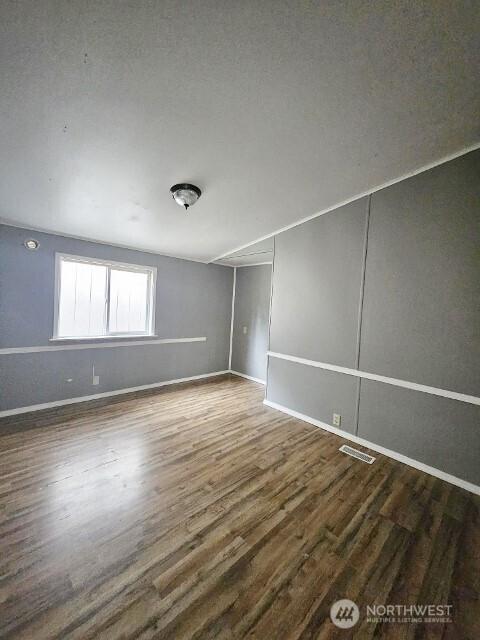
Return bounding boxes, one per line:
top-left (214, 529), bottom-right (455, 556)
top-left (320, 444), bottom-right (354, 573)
top-left (170, 183), bottom-right (202, 211)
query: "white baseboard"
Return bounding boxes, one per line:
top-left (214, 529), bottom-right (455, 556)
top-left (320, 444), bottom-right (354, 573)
top-left (263, 399), bottom-right (480, 496)
top-left (0, 370), bottom-right (230, 418)
top-left (230, 370), bottom-right (266, 385)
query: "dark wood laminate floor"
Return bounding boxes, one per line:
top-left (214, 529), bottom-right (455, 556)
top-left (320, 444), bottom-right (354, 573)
top-left (0, 375), bottom-right (478, 639)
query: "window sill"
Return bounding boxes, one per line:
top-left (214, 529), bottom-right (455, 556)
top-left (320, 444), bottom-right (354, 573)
top-left (49, 335), bottom-right (158, 343)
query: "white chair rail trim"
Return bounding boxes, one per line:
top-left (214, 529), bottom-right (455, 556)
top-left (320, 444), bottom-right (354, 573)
top-left (267, 351), bottom-right (480, 406)
top-left (0, 336), bottom-right (207, 355)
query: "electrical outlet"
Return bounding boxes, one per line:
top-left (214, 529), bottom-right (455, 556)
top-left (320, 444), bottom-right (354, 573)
top-left (333, 413), bottom-right (341, 427)
top-left (92, 375), bottom-right (100, 386)
top-left (242, 326), bottom-right (248, 334)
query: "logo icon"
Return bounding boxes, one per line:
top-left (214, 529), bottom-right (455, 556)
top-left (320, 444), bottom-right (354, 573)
top-left (330, 599), bottom-right (360, 629)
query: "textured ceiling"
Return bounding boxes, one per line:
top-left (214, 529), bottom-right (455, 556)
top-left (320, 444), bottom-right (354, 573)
top-left (1, 1), bottom-right (479, 262)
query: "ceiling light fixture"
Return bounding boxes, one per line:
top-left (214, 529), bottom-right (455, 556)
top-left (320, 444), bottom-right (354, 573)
top-left (170, 183), bottom-right (201, 210)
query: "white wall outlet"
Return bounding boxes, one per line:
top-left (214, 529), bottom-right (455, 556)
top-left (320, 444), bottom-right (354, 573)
top-left (242, 326), bottom-right (248, 334)
top-left (333, 413), bottom-right (341, 427)
top-left (92, 375), bottom-right (100, 386)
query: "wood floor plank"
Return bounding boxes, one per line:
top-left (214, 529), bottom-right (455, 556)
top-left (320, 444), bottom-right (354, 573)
top-left (0, 375), bottom-right (478, 639)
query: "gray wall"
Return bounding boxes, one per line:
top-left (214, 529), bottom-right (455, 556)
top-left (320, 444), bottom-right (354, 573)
top-left (231, 265), bottom-right (272, 382)
top-left (267, 357), bottom-right (359, 435)
top-left (0, 225), bottom-right (233, 412)
top-left (266, 149), bottom-right (480, 486)
top-left (360, 152), bottom-right (480, 396)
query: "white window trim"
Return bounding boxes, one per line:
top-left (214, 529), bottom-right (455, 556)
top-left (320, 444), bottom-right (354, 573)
top-left (53, 253), bottom-right (157, 340)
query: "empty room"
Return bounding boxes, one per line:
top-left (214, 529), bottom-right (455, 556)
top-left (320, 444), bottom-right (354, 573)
top-left (0, 2), bottom-right (479, 638)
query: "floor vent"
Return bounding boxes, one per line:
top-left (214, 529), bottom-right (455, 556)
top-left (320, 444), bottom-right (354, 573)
top-left (339, 444), bottom-right (376, 464)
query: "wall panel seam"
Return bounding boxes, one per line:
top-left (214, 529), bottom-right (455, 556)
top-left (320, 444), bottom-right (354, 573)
top-left (354, 194), bottom-right (371, 434)
top-left (355, 194), bottom-right (371, 370)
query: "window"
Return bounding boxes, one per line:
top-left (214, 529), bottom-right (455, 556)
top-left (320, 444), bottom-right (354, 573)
top-left (53, 254), bottom-right (156, 339)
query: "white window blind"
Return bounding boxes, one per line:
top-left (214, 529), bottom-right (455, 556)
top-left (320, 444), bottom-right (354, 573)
top-left (54, 254), bottom-right (156, 339)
